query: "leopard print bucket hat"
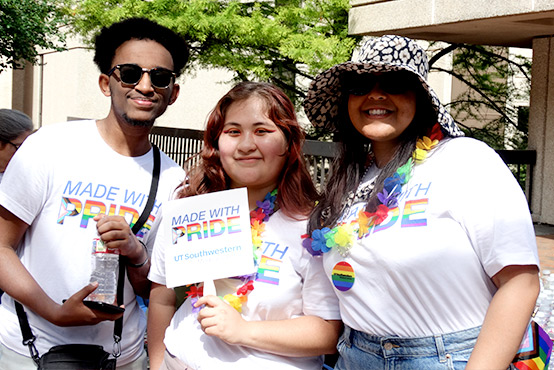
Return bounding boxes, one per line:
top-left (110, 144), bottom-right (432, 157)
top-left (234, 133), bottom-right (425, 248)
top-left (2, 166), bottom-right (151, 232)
top-left (303, 35), bottom-right (464, 137)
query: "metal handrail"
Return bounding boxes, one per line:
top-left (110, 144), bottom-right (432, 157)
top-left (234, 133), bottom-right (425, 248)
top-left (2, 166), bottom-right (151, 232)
top-left (150, 126), bottom-right (536, 200)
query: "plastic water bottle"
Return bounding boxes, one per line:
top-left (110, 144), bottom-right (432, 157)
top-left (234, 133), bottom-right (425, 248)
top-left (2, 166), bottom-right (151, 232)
top-left (86, 238), bottom-right (119, 304)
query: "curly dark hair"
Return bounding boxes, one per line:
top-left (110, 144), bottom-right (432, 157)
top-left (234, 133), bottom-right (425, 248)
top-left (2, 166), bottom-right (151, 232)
top-left (93, 17), bottom-right (189, 76)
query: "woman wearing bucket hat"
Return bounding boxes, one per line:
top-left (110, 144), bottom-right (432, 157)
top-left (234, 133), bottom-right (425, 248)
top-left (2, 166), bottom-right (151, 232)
top-left (303, 35), bottom-right (540, 369)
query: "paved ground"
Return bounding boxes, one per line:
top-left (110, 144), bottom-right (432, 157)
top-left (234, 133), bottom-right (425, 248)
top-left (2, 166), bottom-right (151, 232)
top-left (535, 223), bottom-right (554, 272)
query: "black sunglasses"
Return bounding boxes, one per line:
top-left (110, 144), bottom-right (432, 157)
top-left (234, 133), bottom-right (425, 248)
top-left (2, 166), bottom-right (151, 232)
top-left (343, 71), bottom-right (420, 96)
top-left (0, 137), bottom-right (21, 151)
top-left (107, 64), bottom-right (176, 89)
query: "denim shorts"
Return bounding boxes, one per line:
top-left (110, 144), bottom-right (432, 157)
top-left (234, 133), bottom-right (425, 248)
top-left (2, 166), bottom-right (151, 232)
top-left (335, 325), bottom-right (481, 370)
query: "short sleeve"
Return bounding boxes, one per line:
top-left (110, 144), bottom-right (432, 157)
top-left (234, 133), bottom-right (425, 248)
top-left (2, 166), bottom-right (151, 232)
top-left (446, 138), bottom-right (539, 277)
top-left (148, 212), bottom-right (168, 285)
top-left (298, 246), bottom-right (341, 320)
top-left (147, 187), bottom-right (183, 285)
top-left (0, 129), bottom-right (51, 224)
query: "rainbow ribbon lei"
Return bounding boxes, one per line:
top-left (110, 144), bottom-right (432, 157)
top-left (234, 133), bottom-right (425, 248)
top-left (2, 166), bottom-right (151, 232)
top-left (303, 124), bottom-right (443, 257)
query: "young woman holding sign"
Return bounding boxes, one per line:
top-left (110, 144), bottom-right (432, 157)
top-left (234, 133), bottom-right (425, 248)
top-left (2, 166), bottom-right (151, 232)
top-left (147, 81), bottom-right (342, 370)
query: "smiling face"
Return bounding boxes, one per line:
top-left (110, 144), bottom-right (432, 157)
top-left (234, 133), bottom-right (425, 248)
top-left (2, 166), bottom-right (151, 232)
top-left (218, 96), bottom-right (288, 193)
top-left (99, 39), bottom-right (179, 127)
top-left (347, 73), bottom-right (417, 162)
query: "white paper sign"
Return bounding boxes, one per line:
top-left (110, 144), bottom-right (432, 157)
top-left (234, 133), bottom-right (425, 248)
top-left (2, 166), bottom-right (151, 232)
top-left (163, 188), bottom-right (255, 288)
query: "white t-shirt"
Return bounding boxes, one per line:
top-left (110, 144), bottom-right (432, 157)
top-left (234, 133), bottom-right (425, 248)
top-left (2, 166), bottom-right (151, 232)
top-left (149, 209), bottom-right (341, 370)
top-left (323, 137), bottom-right (539, 337)
top-left (0, 120), bottom-right (185, 365)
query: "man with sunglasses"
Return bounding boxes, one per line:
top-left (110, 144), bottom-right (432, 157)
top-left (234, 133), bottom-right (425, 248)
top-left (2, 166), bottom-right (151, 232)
top-left (0, 18), bottom-right (188, 369)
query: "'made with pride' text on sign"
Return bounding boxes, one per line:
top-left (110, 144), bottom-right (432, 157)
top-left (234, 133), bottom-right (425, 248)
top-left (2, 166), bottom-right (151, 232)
top-left (163, 188), bottom-right (255, 288)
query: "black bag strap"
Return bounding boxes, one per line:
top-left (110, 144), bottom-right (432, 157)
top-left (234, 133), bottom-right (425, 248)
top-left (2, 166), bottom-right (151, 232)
top-left (131, 145), bottom-right (160, 235)
top-left (114, 144), bottom-right (160, 350)
top-left (15, 144), bottom-right (161, 361)
top-left (14, 300), bottom-right (40, 365)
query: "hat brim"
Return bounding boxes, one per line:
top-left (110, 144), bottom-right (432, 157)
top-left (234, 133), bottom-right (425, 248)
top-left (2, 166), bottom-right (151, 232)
top-left (303, 62), bottom-right (464, 138)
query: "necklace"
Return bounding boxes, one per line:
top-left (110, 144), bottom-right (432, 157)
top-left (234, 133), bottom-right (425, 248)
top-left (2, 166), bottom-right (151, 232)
top-left (303, 125), bottom-right (444, 258)
top-left (187, 189), bottom-right (278, 313)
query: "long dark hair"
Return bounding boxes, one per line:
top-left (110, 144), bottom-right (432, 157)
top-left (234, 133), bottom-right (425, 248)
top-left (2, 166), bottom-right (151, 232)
top-left (180, 81), bottom-right (318, 218)
top-left (308, 75), bottom-right (438, 233)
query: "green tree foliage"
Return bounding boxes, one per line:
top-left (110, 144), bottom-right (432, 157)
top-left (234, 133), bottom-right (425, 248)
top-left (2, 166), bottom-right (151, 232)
top-left (68, 0), bottom-right (359, 103)
top-left (429, 43), bottom-right (531, 150)
top-left (0, 0), bottom-right (67, 72)
top-left (67, 1), bottom-right (531, 151)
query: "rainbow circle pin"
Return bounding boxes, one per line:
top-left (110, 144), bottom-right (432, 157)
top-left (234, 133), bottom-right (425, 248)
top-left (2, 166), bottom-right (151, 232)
top-left (331, 261), bottom-right (355, 291)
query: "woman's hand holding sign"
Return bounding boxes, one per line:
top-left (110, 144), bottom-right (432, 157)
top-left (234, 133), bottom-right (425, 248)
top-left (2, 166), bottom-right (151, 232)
top-left (195, 295), bottom-right (247, 345)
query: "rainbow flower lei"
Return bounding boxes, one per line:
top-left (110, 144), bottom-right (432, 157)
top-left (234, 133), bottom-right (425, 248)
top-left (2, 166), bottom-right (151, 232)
top-left (303, 125), bottom-right (444, 257)
top-left (188, 189), bottom-right (278, 313)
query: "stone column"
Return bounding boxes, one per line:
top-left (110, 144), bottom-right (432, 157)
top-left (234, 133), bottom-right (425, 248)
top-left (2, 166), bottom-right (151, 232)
top-left (529, 36), bottom-right (554, 225)
top-left (10, 61), bottom-right (34, 118)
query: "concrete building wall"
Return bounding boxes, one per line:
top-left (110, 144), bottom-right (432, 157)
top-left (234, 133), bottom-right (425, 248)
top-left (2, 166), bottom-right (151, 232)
top-left (350, 0), bottom-right (554, 47)
top-left (529, 37), bottom-right (554, 224)
top-left (0, 69), bottom-right (11, 109)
